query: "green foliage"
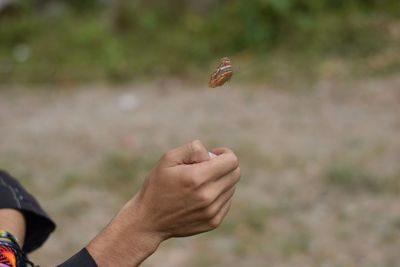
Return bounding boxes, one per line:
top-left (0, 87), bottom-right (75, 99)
top-left (66, 0), bottom-right (101, 13)
top-left (95, 153), bottom-right (155, 199)
top-left (281, 227), bottom-right (311, 256)
top-left (326, 161), bottom-right (399, 194)
top-left (0, 0), bottom-right (399, 84)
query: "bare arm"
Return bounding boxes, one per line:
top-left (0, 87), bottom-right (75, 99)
top-left (0, 140), bottom-right (240, 267)
top-left (0, 208), bottom-right (26, 247)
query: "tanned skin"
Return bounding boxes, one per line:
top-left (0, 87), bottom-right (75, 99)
top-left (87, 140), bottom-right (240, 267)
top-left (0, 140), bottom-right (241, 267)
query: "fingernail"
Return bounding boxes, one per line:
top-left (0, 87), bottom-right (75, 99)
top-left (208, 152), bottom-right (217, 159)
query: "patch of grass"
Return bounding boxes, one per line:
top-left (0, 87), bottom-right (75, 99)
top-left (0, 161), bottom-right (36, 190)
top-left (214, 202), bottom-right (269, 238)
top-left (325, 161), bottom-right (399, 194)
top-left (0, 1), bottom-right (399, 85)
top-left (233, 143), bottom-right (275, 173)
top-left (57, 174), bottom-right (84, 192)
top-left (281, 226), bottom-right (311, 257)
top-left (96, 153), bottom-right (156, 198)
top-left (212, 201), bottom-right (270, 258)
top-left (214, 218), bottom-right (237, 237)
top-left (190, 252), bottom-right (220, 267)
top-left (391, 216), bottom-right (400, 232)
top-left (243, 205), bottom-right (269, 234)
top-left (233, 142), bottom-right (308, 180)
top-left (235, 201), bottom-right (270, 233)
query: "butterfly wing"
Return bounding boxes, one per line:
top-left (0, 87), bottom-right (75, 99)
top-left (208, 57), bottom-right (233, 88)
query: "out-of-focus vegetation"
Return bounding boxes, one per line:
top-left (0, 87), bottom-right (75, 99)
top-left (0, 0), bottom-right (400, 84)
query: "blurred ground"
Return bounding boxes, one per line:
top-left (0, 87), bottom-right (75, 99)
top-left (0, 75), bottom-right (400, 266)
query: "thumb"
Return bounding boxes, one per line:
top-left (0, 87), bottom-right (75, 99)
top-left (162, 140), bottom-right (210, 167)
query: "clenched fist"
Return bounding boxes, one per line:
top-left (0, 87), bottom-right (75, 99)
top-left (87, 140), bottom-right (241, 267)
top-left (136, 140), bottom-right (240, 238)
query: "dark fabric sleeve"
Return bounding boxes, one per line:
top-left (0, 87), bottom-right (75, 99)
top-left (57, 248), bottom-right (98, 267)
top-left (0, 170), bottom-right (56, 253)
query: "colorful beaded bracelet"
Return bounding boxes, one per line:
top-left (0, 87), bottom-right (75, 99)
top-left (0, 230), bottom-right (38, 267)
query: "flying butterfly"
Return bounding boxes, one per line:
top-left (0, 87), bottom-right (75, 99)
top-left (208, 57), bottom-right (233, 88)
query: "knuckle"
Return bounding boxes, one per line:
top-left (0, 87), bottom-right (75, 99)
top-left (233, 167), bottom-right (241, 182)
top-left (204, 205), bottom-right (218, 219)
top-left (190, 140), bottom-right (204, 153)
top-left (227, 153), bottom-right (240, 169)
top-left (197, 189), bottom-right (214, 207)
top-left (232, 154), bottom-right (240, 168)
top-left (192, 169), bottom-right (205, 186)
top-left (224, 147), bottom-right (234, 154)
top-left (162, 151), bottom-right (174, 162)
top-left (182, 174), bottom-right (200, 189)
top-left (184, 167), bottom-right (208, 189)
top-left (208, 216), bottom-right (222, 229)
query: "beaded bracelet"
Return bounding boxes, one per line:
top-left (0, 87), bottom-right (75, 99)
top-left (0, 230), bottom-right (38, 267)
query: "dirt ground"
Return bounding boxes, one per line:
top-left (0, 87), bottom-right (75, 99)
top-left (1, 75), bottom-right (400, 267)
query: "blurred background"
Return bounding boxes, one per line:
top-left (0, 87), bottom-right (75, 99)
top-left (0, 0), bottom-right (400, 266)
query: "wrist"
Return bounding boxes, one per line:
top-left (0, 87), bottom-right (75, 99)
top-left (120, 198), bottom-right (165, 257)
top-left (87, 198), bottom-right (163, 267)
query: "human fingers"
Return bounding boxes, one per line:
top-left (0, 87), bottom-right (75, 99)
top-left (204, 199), bottom-right (233, 231)
top-left (160, 140), bottom-right (210, 167)
top-left (208, 152), bottom-right (217, 159)
top-left (201, 186), bottom-right (236, 219)
top-left (211, 147), bottom-right (233, 156)
top-left (193, 149), bottom-right (239, 183)
top-left (209, 166), bottom-right (240, 197)
top-left (191, 166), bottom-right (239, 210)
top-left (213, 198), bottom-right (232, 226)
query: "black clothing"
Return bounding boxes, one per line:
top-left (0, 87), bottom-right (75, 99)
top-left (0, 170), bottom-right (55, 253)
top-left (0, 170), bottom-right (97, 267)
top-left (56, 249), bottom-right (97, 267)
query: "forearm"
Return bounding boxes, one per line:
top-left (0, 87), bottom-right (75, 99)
top-left (0, 208), bottom-right (26, 247)
top-left (86, 198), bottom-right (163, 267)
top-left (62, 141), bottom-right (239, 267)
